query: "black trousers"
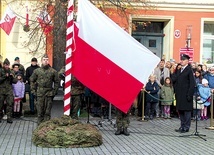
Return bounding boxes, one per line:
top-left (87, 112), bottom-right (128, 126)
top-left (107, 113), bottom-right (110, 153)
top-left (179, 110), bottom-right (191, 130)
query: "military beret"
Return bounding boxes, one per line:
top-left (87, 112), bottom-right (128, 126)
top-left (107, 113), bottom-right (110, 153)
top-left (3, 58), bottom-right (10, 65)
top-left (14, 57), bottom-right (20, 61)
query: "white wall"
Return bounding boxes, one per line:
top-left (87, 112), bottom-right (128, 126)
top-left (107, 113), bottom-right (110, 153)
top-left (0, 0), bottom-right (46, 68)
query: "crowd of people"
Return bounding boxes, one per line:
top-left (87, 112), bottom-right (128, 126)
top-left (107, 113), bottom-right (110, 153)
top-left (0, 53), bottom-right (213, 136)
top-left (143, 54), bottom-right (213, 133)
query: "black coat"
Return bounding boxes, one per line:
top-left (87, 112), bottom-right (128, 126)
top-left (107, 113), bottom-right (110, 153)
top-left (172, 65), bottom-right (195, 111)
top-left (26, 64), bottom-right (40, 84)
top-left (145, 81), bottom-right (159, 103)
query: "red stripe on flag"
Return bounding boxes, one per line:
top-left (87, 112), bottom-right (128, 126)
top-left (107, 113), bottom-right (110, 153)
top-left (72, 26), bottom-right (143, 113)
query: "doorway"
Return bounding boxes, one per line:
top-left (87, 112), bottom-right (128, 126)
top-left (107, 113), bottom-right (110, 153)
top-left (132, 21), bottom-right (164, 58)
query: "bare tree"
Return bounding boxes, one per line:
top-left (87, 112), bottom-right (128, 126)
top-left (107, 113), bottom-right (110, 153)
top-left (3, 0), bottom-right (153, 70)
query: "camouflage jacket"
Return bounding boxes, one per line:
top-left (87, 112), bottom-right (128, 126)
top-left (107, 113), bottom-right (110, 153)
top-left (30, 65), bottom-right (59, 97)
top-left (0, 68), bottom-right (18, 95)
top-left (19, 64), bottom-right (25, 75)
top-left (58, 67), bottom-right (65, 81)
top-left (71, 76), bottom-right (85, 95)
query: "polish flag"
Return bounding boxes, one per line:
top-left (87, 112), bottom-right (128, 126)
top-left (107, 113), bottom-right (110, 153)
top-left (72, 0), bottom-right (160, 113)
top-left (0, 7), bottom-right (16, 35)
top-left (37, 10), bottom-right (53, 35)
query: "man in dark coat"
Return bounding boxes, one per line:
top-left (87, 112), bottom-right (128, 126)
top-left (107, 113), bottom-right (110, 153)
top-left (172, 54), bottom-right (195, 133)
top-left (26, 58), bottom-right (40, 114)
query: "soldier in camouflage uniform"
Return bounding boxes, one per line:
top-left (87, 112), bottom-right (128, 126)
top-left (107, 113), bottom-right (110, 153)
top-left (0, 58), bottom-right (18, 123)
top-left (58, 67), bottom-right (84, 119)
top-left (70, 76), bottom-right (85, 119)
top-left (115, 108), bottom-right (130, 136)
top-left (30, 54), bottom-right (59, 125)
top-left (58, 66), bottom-right (65, 90)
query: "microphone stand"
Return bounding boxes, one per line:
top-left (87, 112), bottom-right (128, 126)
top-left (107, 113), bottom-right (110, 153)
top-left (180, 84), bottom-right (206, 141)
top-left (86, 96), bottom-right (90, 123)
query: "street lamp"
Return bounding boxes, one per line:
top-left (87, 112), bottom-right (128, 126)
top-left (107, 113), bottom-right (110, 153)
top-left (186, 25), bottom-right (192, 48)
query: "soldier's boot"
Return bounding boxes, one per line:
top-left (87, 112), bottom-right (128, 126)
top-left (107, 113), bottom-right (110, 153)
top-left (102, 107), bottom-right (108, 119)
top-left (115, 128), bottom-right (122, 135)
top-left (123, 127), bottom-right (130, 136)
top-left (131, 107), bottom-right (135, 116)
top-left (7, 118), bottom-right (13, 124)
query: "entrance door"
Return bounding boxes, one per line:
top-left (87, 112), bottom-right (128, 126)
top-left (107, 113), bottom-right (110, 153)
top-left (133, 35), bottom-right (163, 58)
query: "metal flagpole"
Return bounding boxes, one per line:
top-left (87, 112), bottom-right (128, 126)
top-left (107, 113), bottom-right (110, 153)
top-left (64, 0), bottom-right (74, 115)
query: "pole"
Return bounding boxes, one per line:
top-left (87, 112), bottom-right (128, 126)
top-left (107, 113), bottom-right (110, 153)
top-left (26, 6), bottom-right (29, 26)
top-left (64, 0), bottom-right (74, 115)
top-left (142, 90), bottom-right (145, 121)
top-left (205, 92), bottom-right (214, 130)
top-left (210, 92), bottom-right (213, 127)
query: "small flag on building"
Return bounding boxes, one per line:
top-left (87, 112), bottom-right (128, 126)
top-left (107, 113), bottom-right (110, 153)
top-left (37, 9), bottom-right (53, 35)
top-left (0, 7), bottom-right (17, 35)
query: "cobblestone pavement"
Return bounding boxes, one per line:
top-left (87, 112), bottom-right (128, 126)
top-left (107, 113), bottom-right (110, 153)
top-left (1, 101), bottom-right (214, 155)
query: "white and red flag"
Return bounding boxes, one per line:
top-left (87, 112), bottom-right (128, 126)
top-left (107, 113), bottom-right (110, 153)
top-left (0, 7), bottom-right (16, 35)
top-left (72, 0), bottom-right (160, 113)
top-left (37, 9), bottom-right (53, 35)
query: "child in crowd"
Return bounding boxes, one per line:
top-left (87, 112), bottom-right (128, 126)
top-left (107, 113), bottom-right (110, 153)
top-left (12, 73), bottom-right (25, 118)
top-left (198, 78), bottom-right (211, 120)
top-left (192, 69), bottom-right (203, 120)
top-left (202, 64), bottom-right (208, 77)
top-left (160, 77), bottom-right (174, 119)
top-left (145, 74), bottom-right (159, 120)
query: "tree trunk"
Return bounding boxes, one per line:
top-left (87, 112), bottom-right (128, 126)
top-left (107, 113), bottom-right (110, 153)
top-left (53, 0), bottom-right (67, 71)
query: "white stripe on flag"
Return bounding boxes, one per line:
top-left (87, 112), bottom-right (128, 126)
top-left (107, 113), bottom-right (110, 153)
top-left (77, 0), bottom-right (160, 85)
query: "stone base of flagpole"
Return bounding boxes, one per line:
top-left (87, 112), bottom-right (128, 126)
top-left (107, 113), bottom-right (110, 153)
top-left (137, 117), bottom-right (148, 122)
top-left (137, 118), bottom-right (148, 122)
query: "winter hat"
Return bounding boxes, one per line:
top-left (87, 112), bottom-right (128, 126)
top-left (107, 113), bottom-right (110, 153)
top-left (3, 58), bottom-right (10, 65)
top-left (12, 63), bottom-right (20, 68)
top-left (16, 71), bottom-right (22, 77)
top-left (14, 57), bottom-right (20, 61)
top-left (181, 54), bottom-right (190, 60)
top-left (202, 79), bottom-right (208, 85)
top-left (31, 57), bottom-right (37, 62)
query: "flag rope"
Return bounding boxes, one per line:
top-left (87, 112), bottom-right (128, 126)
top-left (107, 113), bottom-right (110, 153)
top-left (64, 0), bottom-right (74, 115)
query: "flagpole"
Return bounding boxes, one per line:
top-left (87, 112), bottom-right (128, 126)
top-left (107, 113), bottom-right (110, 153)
top-left (26, 6), bottom-right (29, 26)
top-left (64, 0), bottom-right (74, 115)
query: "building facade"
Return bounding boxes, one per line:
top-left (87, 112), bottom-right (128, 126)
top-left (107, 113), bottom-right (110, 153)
top-left (1, 0), bottom-right (214, 67)
top-left (0, 0), bottom-right (46, 68)
top-left (107, 0), bottom-right (214, 64)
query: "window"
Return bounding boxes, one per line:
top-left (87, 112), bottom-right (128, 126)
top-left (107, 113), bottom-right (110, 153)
top-left (132, 21), bottom-right (163, 33)
top-left (202, 23), bottom-right (214, 64)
